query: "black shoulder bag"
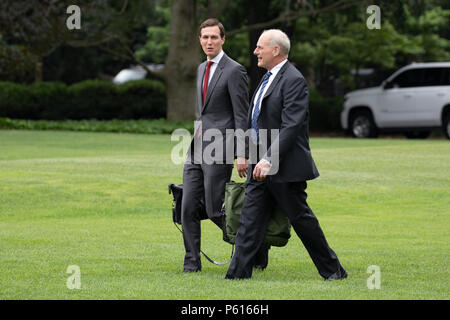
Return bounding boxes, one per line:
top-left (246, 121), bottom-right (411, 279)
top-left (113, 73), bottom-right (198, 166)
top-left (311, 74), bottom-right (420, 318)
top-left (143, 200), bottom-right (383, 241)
top-left (168, 183), bottom-right (234, 265)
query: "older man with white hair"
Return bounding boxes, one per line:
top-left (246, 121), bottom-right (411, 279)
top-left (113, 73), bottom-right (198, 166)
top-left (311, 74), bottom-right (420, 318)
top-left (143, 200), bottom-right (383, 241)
top-left (225, 29), bottom-right (347, 280)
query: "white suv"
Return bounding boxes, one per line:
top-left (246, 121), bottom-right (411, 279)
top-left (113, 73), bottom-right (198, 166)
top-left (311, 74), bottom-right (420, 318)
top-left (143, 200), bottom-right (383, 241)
top-left (341, 62), bottom-right (450, 139)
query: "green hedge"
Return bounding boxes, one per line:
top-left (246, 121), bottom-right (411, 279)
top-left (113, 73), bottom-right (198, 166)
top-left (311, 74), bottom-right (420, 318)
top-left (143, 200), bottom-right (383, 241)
top-left (0, 80), bottom-right (343, 131)
top-left (309, 88), bottom-right (344, 132)
top-left (0, 79), bottom-right (166, 120)
top-left (0, 118), bottom-right (194, 135)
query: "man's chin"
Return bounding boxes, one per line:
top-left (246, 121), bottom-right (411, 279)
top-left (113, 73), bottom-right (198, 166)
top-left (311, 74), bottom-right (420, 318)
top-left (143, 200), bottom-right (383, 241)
top-left (206, 52), bottom-right (218, 59)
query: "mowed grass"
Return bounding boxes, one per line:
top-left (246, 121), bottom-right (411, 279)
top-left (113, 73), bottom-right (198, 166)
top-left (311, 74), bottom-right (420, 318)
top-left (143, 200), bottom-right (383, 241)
top-left (0, 130), bottom-right (448, 300)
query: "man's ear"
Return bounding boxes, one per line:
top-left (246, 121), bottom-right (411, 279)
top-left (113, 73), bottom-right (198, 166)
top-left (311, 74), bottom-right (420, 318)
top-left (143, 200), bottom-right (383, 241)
top-left (273, 45), bottom-right (280, 57)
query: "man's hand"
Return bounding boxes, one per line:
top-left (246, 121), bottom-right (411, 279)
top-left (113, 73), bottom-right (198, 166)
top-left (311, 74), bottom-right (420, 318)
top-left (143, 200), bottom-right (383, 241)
top-left (253, 159), bottom-right (271, 181)
top-left (236, 157), bottom-right (248, 178)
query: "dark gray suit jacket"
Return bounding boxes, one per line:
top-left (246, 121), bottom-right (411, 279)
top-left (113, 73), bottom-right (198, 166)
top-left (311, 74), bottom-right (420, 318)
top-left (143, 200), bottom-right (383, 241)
top-left (249, 61), bottom-right (319, 182)
top-left (189, 52), bottom-right (249, 164)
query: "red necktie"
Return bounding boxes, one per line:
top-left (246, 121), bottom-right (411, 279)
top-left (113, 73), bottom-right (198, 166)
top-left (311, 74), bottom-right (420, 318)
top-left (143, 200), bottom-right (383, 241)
top-left (202, 61), bottom-right (214, 104)
top-left (198, 61), bottom-right (214, 138)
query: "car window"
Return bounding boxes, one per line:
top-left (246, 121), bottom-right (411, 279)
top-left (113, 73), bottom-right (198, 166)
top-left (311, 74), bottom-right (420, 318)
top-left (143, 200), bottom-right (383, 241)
top-left (391, 69), bottom-right (424, 88)
top-left (441, 68), bottom-right (450, 86)
top-left (422, 68), bottom-right (446, 86)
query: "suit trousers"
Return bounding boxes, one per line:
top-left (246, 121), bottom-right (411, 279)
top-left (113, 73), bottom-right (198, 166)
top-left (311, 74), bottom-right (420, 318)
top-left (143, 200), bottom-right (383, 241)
top-left (226, 169), bottom-right (341, 279)
top-left (181, 162), bottom-right (233, 271)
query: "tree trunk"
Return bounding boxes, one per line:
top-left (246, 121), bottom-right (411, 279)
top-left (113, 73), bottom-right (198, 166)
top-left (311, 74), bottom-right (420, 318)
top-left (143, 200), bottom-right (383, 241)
top-left (164, 0), bottom-right (202, 121)
top-left (35, 58), bottom-right (43, 82)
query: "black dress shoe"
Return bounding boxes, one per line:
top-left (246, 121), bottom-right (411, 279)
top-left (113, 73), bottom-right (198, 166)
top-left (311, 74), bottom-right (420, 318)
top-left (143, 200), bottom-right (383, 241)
top-left (183, 268), bottom-right (201, 273)
top-left (325, 266), bottom-right (347, 281)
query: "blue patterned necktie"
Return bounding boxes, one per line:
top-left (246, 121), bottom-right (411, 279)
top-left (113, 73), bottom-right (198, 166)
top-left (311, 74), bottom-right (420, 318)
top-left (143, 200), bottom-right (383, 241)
top-left (251, 71), bottom-right (272, 143)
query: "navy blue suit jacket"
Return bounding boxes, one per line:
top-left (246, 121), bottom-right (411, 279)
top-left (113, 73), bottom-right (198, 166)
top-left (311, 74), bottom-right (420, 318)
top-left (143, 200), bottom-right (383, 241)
top-left (249, 61), bottom-right (319, 182)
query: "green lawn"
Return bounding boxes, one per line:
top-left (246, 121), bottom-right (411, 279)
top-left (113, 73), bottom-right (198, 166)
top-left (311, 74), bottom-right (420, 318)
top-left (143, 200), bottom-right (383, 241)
top-left (0, 130), bottom-right (448, 299)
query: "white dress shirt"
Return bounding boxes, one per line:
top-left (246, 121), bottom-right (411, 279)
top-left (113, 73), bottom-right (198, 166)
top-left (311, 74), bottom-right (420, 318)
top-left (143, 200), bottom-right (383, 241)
top-left (204, 50), bottom-right (224, 85)
top-left (251, 59), bottom-right (288, 118)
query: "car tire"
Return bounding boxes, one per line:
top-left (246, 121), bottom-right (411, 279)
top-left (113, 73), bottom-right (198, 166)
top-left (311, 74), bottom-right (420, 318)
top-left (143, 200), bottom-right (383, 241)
top-left (404, 131), bottom-right (430, 139)
top-left (349, 111), bottom-right (377, 138)
top-left (443, 114), bottom-right (450, 139)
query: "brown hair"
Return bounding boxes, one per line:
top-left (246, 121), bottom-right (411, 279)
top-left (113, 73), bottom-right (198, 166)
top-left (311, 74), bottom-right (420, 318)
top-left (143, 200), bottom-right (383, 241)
top-left (198, 18), bottom-right (225, 38)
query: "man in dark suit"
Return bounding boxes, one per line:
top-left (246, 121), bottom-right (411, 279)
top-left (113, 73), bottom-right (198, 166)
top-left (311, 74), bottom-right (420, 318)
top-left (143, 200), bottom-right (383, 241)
top-left (181, 18), bottom-right (250, 273)
top-left (225, 29), bottom-right (347, 280)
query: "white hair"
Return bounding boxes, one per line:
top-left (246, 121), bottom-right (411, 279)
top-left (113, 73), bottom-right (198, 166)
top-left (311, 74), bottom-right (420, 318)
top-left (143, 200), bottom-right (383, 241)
top-left (261, 29), bottom-right (291, 56)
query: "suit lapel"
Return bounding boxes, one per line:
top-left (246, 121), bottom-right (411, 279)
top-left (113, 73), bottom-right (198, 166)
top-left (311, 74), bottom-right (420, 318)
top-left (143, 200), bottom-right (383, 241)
top-left (201, 54), bottom-right (228, 114)
top-left (202, 68), bottom-right (223, 112)
top-left (249, 61), bottom-right (290, 125)
top-left (262, 61), bottom-right (289, 101)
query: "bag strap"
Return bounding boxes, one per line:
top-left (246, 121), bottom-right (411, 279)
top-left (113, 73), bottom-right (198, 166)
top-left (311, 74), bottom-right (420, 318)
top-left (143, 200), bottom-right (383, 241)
top-left (173, 221), bottom-right (234, 266)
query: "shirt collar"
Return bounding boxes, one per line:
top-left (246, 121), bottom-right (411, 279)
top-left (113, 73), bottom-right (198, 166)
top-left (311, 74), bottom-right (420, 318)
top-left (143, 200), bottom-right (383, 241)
top-left (268, 59), bottom-right (288, 77)
top-left (207, 50), bottom-right (224, 64)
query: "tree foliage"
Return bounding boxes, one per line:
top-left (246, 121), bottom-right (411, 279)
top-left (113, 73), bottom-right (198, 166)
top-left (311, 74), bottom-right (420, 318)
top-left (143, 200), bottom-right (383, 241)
top-left (1, 0), bottom-right (449, 120)
top-left (0, 0), bottom-right (156, 82)
top-left (289, 1), bottom-right (450, 93)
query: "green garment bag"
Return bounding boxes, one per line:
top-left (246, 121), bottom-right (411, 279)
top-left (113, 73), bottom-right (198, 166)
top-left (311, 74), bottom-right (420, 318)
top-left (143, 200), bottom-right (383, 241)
top-left (224, 181), bottom-right (291, 247)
